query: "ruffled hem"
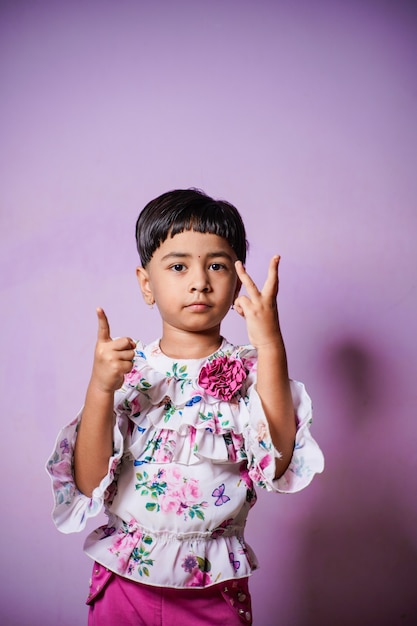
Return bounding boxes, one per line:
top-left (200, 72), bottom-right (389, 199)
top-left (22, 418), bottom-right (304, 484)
top-left (83, 518), bottom-right (258, 589)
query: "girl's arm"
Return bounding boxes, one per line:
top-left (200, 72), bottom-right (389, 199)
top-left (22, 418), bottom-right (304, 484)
top-left (234, 257), bottom-right (296, 478)
top-left (73, 308), bottom-right (136, 497)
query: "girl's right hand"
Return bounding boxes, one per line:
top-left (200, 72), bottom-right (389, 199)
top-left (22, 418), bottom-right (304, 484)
top-left (90, 308), bottom-right (136, 393)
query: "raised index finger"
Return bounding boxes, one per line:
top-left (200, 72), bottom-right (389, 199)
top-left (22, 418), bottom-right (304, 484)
top-left (234, 260), bottom-right (261, 297)
top-left (96, 307), bottom-right (111, 342)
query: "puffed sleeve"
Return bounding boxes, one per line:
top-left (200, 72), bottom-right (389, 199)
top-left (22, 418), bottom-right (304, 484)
top-left (46, 392), bottom-right (130, 534)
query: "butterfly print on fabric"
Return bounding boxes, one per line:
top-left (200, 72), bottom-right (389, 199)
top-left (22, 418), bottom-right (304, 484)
top-left (229, 551), bottom-right (241, 571)
top-left (211, 483), bottom-right (230, 506)
top-left (59, 438), bottom-right (70, 454)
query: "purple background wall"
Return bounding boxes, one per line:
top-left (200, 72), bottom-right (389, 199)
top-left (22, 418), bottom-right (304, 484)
top-left (1, 1), bottom-right (416, 624)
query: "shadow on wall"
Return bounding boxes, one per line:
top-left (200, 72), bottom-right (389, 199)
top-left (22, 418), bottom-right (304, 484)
top-left (297, 339), bottom-right (417, 626)
top-left (328, 343), bottom-right (378, 422)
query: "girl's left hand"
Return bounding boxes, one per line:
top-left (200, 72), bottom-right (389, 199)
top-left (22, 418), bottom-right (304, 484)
top-left (233, 255), bottom-right (282, 348)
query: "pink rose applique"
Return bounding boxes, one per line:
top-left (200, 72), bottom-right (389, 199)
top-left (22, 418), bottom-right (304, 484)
top-left (198, 356), bottom-right (247, 401)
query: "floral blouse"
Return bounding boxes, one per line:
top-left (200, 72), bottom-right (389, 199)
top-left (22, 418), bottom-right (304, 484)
top-left (46, 338), bottom-right (324, 589)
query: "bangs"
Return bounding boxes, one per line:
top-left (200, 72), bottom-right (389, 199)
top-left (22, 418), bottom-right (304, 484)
top-left (169, 207), bottom-right (241, 246)
top-left (136, 189), bottom-right (248, 266)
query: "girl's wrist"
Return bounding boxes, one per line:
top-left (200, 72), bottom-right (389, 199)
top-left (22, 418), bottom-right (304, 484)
top-left (254, 336), bottom-right (286, 355)
top-left (87, 377), bottom-right (117, 399)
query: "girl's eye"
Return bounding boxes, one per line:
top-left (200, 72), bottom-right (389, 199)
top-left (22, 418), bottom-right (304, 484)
top-left (210, 263), bottom-right (225, 271)
top-left (171, 264), bottom-right (186, 272)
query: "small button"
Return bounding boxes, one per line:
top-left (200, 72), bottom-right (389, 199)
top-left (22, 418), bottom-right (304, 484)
top-left (238, 592), bottom-right (247, 602)
top-left (94, 569), bottom-right (100, 575)
top-left (223, 586), bottom-right (228, 592)
top-left (245, 611), bottom-right (251, 621)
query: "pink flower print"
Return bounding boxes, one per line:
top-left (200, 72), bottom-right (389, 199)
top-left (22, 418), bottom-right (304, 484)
top-left (109, 519), bottom-right (143, 572)
top-left (180, 477), bottom-right (202, 503)
top-left (159, 494), bottom-right (182, 515)
top-left (242, 356), bottom-right (256, 372)
top-left (109, 522), bottom-right (141, 554)
top-left (249, 465), bottom-right (263, 484)
top-left (259, 454), bottom-right (272, 470)
top-left (239, 462), bottom-right (253, 489)
top-left (187, 568), bottom-right (212, 587)
top-left (136, 468), bottom-right (207, 520)
top-left (124, 368), bottom-right (142, 386)
top-left (153, 447), bottom-right (173, 464)
top-left (49, 458), bottom-right (72, 482)
top-left (198, 356), bottom-right (247, 401)
top-left (189, 425), bottom-right (197, 447)
top-left (130, 396), bottom-right (141, 417)
top-left (167, 466), bottom-right (182, 486)
top-left (159, 478), bottom-right (206, 516)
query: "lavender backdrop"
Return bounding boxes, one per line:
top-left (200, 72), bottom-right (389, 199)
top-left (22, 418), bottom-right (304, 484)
top-left (1, 1), bottom-right (416, 624)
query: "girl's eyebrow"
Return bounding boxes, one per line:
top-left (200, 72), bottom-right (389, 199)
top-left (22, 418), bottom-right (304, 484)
top-left (161, 251), bottom-right (235, 262)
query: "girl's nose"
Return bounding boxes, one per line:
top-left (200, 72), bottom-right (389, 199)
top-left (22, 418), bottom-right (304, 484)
top-left (189, 268), bottom-right (210, 292)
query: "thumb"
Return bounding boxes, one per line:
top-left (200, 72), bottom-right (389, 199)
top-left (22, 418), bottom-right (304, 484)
top-left (96, 307), bottom-right (111, 342)
top-left (233, 294), bottom-right (248, 318)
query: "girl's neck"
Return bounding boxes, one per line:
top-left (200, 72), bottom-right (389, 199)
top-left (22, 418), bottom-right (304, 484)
top-left (159, 328), bottom-right (223, 360)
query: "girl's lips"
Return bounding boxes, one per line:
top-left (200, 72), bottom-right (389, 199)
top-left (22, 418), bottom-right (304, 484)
top-left (186, 303), bottom-right (210, 311)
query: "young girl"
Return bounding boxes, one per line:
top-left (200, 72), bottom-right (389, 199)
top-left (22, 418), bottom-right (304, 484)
top-left (47, 189), bottom-right (324, 625)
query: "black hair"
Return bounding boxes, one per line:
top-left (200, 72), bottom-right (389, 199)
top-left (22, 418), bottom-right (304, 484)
top-left (135, 188), bottom-right (248, 266)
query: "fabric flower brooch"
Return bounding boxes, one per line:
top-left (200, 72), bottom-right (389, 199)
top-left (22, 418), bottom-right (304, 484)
top-left (198, 356), bottom-right (247, 401)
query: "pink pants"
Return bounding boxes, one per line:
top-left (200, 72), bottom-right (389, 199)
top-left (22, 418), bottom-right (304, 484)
top-left (87, 562), bottom-right (252, 625)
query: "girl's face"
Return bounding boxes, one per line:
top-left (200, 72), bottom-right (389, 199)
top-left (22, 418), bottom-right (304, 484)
top-left (137, 230), bottom-right (240, 340)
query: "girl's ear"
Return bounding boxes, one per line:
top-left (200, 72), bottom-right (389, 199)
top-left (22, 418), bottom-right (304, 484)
top-left (136, 266), bottom-right (155, 305)
top-left (233, 278), bottom-right (242, 301)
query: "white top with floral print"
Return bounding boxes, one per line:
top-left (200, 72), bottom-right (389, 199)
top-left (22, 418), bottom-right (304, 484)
top-left (47, 338), bottom-right (324, 589)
